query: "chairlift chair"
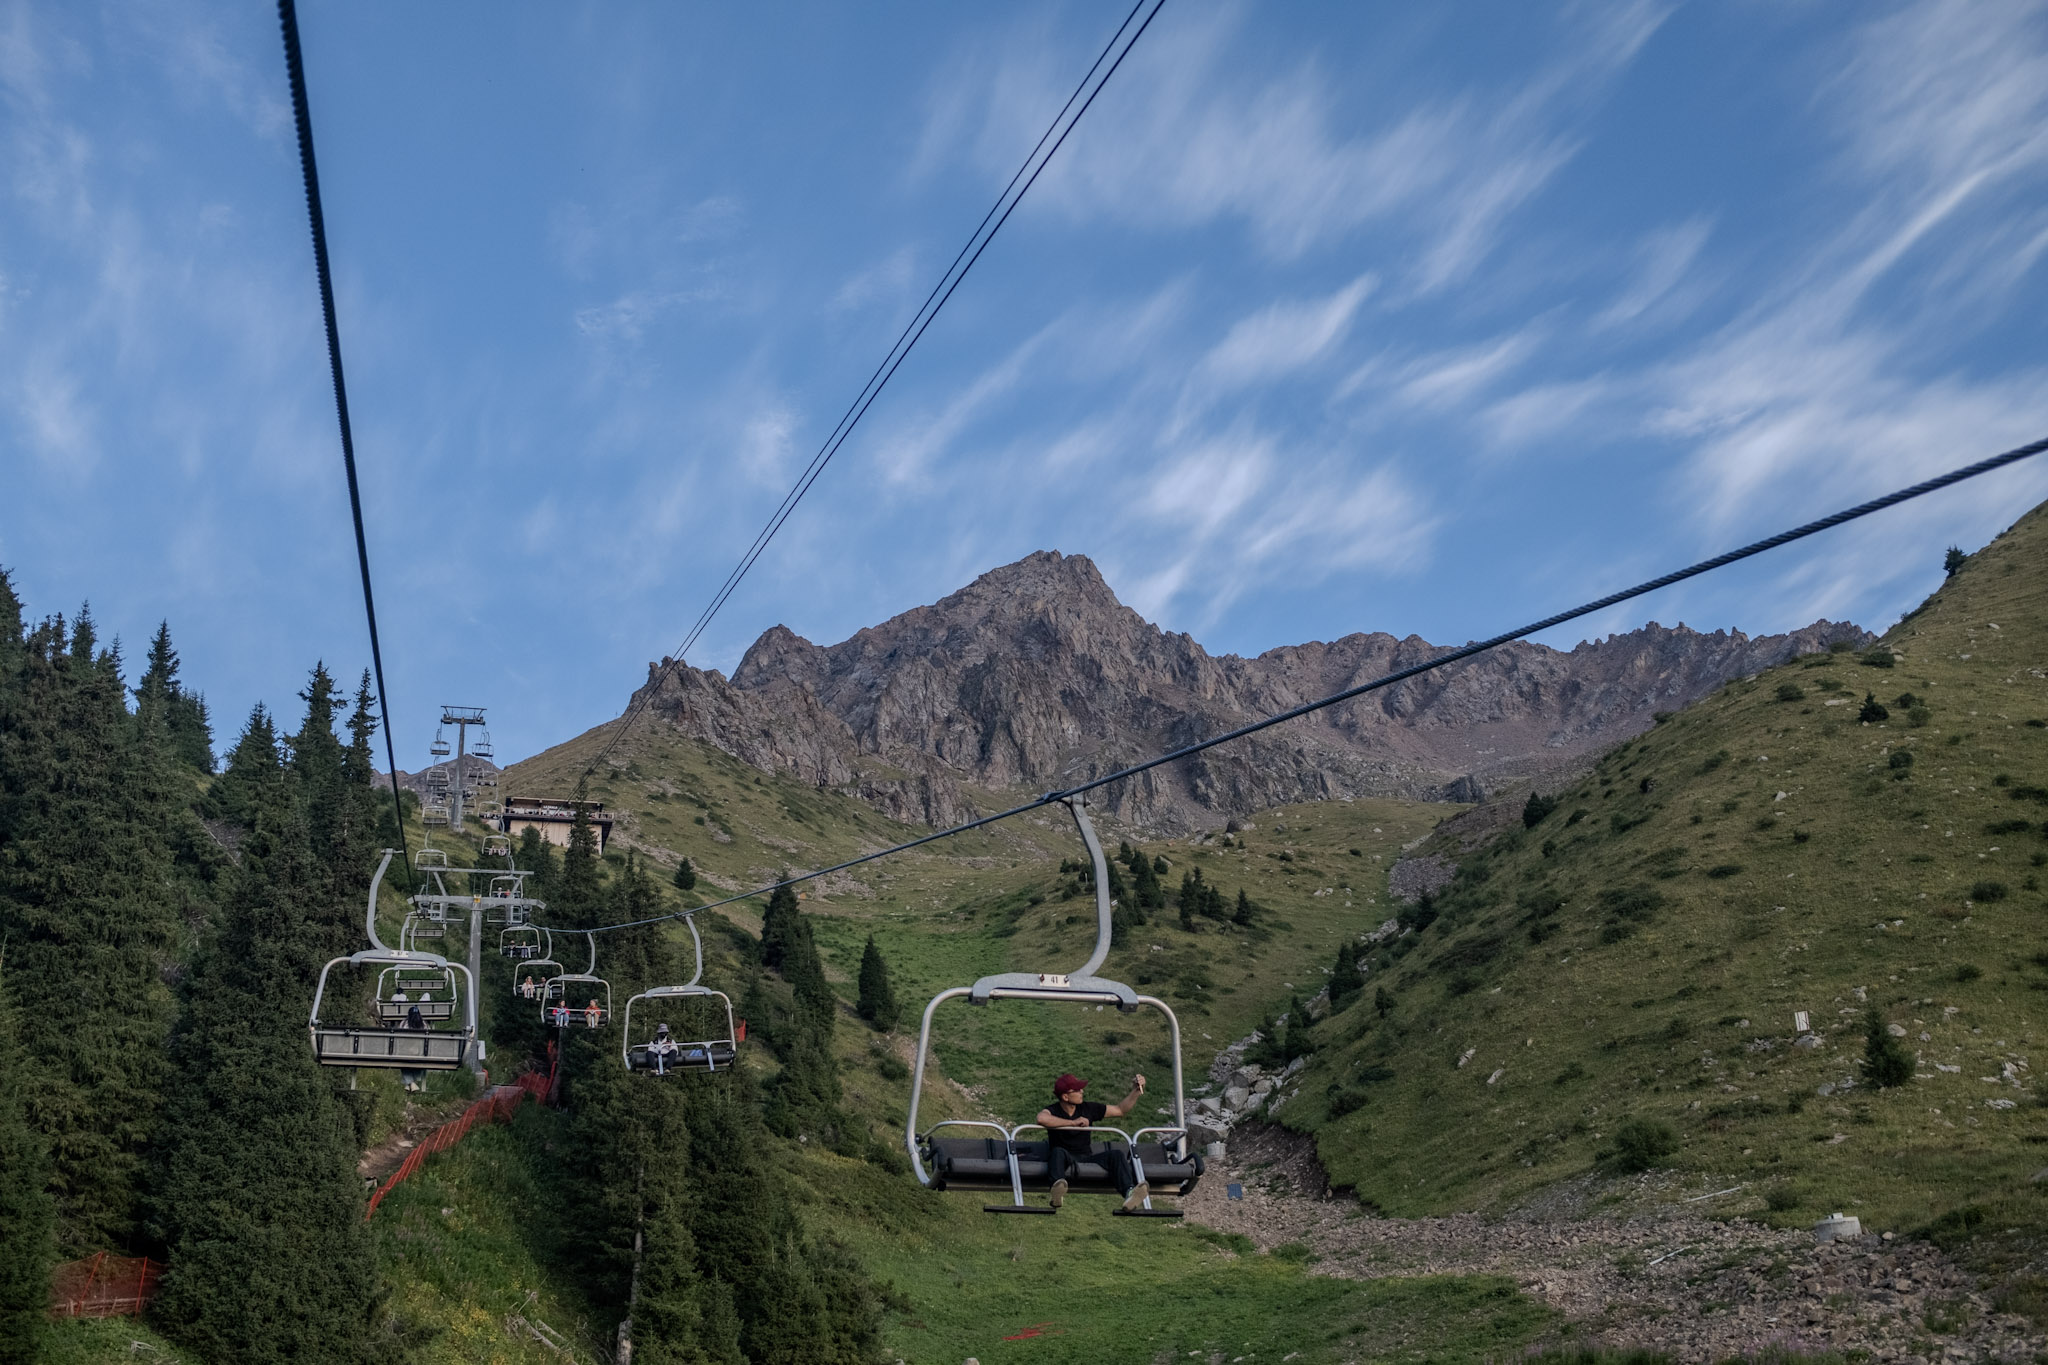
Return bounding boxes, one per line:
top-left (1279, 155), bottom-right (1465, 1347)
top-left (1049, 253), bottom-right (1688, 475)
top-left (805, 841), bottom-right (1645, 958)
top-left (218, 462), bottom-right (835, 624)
top-left (513, 937), bottom-right (560, 1002)
top-left (429, 728), bottom-right (451, 759)
top-left (414, 847), bottom-right (451, 873)
top-left (311, 850), bottom-right (479, 1071)
top-left (906, 797), bottom-right (1199, 1217)
top-left (375, 964), bottom-right (457, 1023)
top-left (400, 910), bottom-right (445, 945)
top-left (499, 925), bottom-right (542, 960)
top-left (543, 932), bottom-right (612, 1029)
top-left (423, 802), bottom-right (451, 828)
top-left (480, 832), bottom-right (511, 861)
top-left (472, 730), bottom-right (494, 759)
top-left (622, 917), bottom-right (739, 1075)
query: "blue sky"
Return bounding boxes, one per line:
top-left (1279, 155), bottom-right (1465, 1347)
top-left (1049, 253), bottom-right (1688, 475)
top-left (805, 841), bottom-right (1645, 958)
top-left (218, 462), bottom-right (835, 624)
top-left (3, 2), bottom-right (2045, 769)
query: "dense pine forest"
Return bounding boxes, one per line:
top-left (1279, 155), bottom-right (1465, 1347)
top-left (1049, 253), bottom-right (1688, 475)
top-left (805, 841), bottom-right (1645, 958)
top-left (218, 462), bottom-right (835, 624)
top-left (0, 568), bottom-right (881, 1365)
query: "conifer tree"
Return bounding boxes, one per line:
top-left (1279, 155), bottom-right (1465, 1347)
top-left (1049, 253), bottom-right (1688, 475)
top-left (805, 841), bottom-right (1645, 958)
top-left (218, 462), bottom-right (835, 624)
top-left (672, 857), bottom-right (697, 892)
top-left (1328, 941), bottom-right (1364, 1012)
top-left (0, 965), bottom-right (54, 1365)
top-left (0, 605), bottom-right (182, 1252)
top-left (150, 780), bottom-right (383, 1365)
top-left (206, 703), bottom-right (282, 829)
top-left (855, 935), bottom-right (899, 1031)
top-left (1233, 888), bottom-right (1256, 926)
top-left (558, 780), bottom-right (605, 927)
top-left (1860, 1008), bottom-right (1915, 1089)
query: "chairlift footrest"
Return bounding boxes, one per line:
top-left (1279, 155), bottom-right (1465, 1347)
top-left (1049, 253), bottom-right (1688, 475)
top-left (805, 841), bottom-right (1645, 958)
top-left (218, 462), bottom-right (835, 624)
top-left (982, 1204), bottom-right (1057, 1215)
top-left (1110, 1208), bottom-right (1184, 1218)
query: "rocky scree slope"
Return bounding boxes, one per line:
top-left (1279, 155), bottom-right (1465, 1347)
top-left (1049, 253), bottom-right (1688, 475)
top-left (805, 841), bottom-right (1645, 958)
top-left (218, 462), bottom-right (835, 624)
top-left (623, 550), bottom-right (1867, 830)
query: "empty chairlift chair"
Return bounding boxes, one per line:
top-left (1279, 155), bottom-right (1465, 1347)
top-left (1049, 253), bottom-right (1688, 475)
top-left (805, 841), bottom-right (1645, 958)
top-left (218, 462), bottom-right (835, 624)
top-left (622, 916), bottom-right (740, 1076)
top-left (907, 797), bottom-right (1200, 1217)
top-left (310, 849), bottom-right (479, 1072)
top-left (374, 965), bottom-right (458, 1023)
top-left (543, 932), bottom-right (611, 1030)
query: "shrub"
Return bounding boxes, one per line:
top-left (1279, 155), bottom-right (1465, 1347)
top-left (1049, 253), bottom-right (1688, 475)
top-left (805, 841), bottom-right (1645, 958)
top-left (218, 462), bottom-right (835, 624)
top-left (1861, 1008), bottom-right (1915, 1088)
top-left (1986, 819), bottom-right (2033, 836)
top-left (1523, 791), bottom-right (1559, 827)
top-left (1792, 830), bottom-right (1811, 844)
top-left (1859, 693), bottom-right (1890, 723)
top-left (1861, 650), bottom-right (1897, 669)
top-left (1765, 1185), bottom-right (1803, 1213)
top-left (1944, 546), bottom-right (1966, 576)
top-left (1829, 637), bottom-right (1855, 653)
top-left (1969, 881), bottom-right (2009, 902)
top-left (1888, 750), bottom-right (1914, 770)
top-left (1906, 706), bottom-right (1932, 727)
top-left (1699, 750), bottom-right (1730, 774)
top-left (1774, 681), bottom-right (1805, 703)
top-left (1956, 964), bottom-right (1983, 982)
top-left (1552, 1061), bottom-right (1586, 1085)
top-left (1894, 692), bottom-right (1920, 709)
top-left (1706, 864), bottom-right (1744, 879)
top-left (1608, 1118), bottom-right (1678, 1172)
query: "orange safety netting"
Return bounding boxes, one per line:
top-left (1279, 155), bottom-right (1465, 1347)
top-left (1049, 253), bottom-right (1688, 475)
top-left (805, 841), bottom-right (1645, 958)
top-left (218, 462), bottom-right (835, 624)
top-left (49, 1253), bottom-right (160, 1318)
top-left (366, 1055), bottom-right (556, 1220)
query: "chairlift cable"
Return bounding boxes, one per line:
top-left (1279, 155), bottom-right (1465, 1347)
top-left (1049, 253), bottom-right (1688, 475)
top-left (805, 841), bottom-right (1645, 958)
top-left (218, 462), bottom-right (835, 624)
top-left (585, 0), bottom-right (1169, 778)
top-left (279, 0), bottom-right (409, 860)
top-left (534, 433), bottom-right (2047, 938)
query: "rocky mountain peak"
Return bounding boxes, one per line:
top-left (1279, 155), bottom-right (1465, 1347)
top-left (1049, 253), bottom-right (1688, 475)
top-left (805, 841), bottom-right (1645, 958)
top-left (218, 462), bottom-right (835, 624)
top-left (628, 551), bottom-right (1872, 831)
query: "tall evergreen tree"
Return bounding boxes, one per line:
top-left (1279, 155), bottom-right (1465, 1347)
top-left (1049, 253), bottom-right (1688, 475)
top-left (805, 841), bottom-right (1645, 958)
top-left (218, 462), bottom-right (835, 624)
top-left (1328, 941), bottom-right (1365, 1012)
top-left (0, 965), bottom-right (55, 1365)
top-left (206, 703), bottom-right (282, 829)
top-left (136, 622), bottom-right (213, 773)
top-left (0, 605), bottom-right (182, 1253)
top-left (672, 857), bottom-right (697, 892)
top-left (150, 776), bottom-right (384, 1365)
top-left (855, 936), bottom-right (898, 1031)
top-left (558, 780), bottom-right (604, 928)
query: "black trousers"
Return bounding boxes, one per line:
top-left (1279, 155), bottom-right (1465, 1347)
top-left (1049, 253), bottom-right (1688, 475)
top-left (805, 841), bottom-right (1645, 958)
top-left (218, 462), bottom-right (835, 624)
top-left (1047, 1143), bottom-right (1139, 1196)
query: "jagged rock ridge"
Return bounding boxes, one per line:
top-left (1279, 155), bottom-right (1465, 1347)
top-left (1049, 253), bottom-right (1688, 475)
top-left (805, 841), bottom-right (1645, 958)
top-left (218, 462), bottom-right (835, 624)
top-left (623, 551), bottom-right (1870, 831)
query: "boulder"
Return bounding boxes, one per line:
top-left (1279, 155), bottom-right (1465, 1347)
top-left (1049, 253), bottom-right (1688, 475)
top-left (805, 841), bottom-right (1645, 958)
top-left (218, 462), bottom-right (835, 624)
top-left (1223, 1086), bottom-right (1252, 1111)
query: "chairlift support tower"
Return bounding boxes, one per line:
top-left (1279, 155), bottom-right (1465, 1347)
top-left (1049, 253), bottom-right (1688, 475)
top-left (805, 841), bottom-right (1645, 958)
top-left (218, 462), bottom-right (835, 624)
top-left (437, 706), bottom-right (488, 832)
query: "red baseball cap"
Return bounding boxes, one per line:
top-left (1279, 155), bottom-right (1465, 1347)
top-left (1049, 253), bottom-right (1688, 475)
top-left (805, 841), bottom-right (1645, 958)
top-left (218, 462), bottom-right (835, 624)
top-left (1053, 1073), bottom-right (1087, 1095)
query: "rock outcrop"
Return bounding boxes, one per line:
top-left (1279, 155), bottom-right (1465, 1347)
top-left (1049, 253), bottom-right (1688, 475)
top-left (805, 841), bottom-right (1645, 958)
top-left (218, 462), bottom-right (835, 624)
top-left (623, 550), bottom-right (1870, 831)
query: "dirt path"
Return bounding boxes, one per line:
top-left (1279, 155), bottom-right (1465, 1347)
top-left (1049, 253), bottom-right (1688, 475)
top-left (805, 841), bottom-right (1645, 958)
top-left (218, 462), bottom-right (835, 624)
top-left (356, 1098), bottom-right (470, 1186)
top-left (1185, 1125), bottom-right (2043, 1362)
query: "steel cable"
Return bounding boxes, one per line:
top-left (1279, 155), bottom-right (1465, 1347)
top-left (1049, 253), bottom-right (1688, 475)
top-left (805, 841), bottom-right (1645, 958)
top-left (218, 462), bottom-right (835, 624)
top-left (587, 0), bottom-right (1169, 777)
top-left (279, 0), bottom-right (410, 862)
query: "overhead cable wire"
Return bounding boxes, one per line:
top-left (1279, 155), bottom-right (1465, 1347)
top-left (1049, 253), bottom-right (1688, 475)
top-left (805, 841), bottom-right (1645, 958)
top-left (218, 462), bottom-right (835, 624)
top-left (279, 0), bottom-right (410, 860)
top-left (535, 431), bottom-right (2048, 938)
top-left (586, 0), bottom-right (1168, 778)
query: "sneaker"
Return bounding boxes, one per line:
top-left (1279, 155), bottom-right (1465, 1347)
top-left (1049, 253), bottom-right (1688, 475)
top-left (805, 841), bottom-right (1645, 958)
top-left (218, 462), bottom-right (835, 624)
top-left (1048, 1178), bottom-right (1068, 1210)
top-left (1121, 1182), bottom-right (1151, 1212)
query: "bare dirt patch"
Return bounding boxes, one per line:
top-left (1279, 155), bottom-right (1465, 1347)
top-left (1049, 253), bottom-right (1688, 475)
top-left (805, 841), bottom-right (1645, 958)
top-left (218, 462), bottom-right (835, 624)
top-left (1188, 1124), bottom-right (2043, 1362)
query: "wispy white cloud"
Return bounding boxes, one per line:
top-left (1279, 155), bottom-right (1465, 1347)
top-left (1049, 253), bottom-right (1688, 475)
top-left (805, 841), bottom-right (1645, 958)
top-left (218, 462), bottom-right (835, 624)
top-left (832, 245), bottom-right (917, 312)
top-left (1593, 219), bottom-right (1713, 331)
top-left (926, 4), bottom-right (1666, 288)
top-left (1197, 274), bottom-right (1372, 391)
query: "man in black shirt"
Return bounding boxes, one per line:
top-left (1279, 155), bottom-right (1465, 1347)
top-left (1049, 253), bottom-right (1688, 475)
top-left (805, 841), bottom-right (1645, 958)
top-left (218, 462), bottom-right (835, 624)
top-left (1037, 1072), bottom-right (1149, 1210)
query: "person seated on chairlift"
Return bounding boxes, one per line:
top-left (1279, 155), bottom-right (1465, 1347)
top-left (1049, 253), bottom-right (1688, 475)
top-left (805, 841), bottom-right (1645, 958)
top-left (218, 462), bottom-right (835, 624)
top-left (1037, 1072), bottom-right (1150, 1212)
top-left (584, 997), bottom-right (603, 1029)
top-left (388, 990), bottom-right (408, 1028)
top-left (650, 1022), bottom-right (678, 1075)
top-left (551, 1004), bottom-right (569, 1028)
top-left (520, 976), bottom-right (536, 1000)
top-left (406, 1003), bottom-right (424, 1031)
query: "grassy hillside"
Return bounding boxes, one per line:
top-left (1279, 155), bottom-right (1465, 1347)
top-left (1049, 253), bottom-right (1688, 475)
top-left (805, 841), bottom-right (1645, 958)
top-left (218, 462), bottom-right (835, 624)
top-left (1279, 501), bottom-right (2048, 1246)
